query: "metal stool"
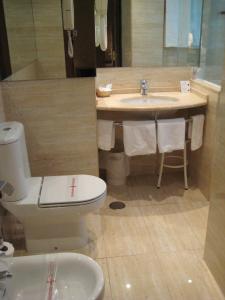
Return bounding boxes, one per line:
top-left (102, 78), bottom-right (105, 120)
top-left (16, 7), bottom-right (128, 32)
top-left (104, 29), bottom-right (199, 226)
top-left (157, 140), bottom-right (190, 190)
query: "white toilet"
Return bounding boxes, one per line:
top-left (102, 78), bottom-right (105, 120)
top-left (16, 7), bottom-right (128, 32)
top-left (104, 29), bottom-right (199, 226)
top-left (0, 122), bottom-right (107, 253)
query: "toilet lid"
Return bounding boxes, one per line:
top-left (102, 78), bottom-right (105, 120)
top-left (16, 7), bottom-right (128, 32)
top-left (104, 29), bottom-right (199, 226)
top-left (39, 175), bottom-right (106, 208)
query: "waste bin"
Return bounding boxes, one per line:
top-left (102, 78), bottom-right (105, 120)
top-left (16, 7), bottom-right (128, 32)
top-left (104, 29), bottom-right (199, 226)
top-left (106, 152), bottom-right (130, 186)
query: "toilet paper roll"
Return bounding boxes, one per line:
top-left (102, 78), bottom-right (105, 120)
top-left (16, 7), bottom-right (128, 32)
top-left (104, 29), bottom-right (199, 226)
top-left (0, 242), bottom-right (14, 257)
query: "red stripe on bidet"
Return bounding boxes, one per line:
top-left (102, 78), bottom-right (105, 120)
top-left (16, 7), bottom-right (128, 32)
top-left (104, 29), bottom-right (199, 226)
top-left (46, 262), bottom-right (56, 300)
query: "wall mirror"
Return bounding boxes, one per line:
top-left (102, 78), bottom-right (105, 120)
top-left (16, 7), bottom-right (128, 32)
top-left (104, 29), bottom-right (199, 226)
top-left (96, 0), bottom-right (204, 68)
top-left (0, 0), bottom-right (204, 81)
top-left (0, 0), bottom-right (96, 81)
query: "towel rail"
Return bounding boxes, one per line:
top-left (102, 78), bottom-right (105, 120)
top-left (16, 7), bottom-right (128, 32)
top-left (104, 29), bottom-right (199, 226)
top-left (114, 118), bottom-right (192, 127)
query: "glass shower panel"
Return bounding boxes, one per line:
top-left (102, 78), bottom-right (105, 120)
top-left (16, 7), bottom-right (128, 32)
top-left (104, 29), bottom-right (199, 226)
top-left (197, 0), bottom-right (225, 84)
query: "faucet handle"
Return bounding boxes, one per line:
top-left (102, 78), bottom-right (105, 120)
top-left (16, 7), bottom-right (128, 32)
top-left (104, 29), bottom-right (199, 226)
top-left (140, 80), bottom-right (148, 95)
top-left (140, 80), bottom-right (148, 90)
top-left (140, 79), bottom-right (148, 85)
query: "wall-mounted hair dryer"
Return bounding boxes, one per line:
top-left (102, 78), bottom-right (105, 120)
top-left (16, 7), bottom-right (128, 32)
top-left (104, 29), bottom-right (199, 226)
top-left (62, 0), bottom-right (75, 58)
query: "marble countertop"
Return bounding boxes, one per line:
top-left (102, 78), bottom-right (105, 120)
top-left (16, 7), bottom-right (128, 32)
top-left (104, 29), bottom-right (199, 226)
top-left (96, 92), bottom-right (207, 112)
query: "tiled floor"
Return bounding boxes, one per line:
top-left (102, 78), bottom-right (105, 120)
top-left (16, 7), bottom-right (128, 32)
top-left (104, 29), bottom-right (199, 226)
top-left (83, 174), bottom-right (225, 300)
top-left (15, 174), bottom-right (225, 299)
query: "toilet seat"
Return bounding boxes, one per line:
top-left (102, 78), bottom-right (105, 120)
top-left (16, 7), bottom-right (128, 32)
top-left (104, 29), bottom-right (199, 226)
top-left (38, 175), bottom-right (107, 208)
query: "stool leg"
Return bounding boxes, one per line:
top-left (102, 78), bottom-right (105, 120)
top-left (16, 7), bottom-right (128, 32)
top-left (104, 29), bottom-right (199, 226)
top-left (184, 144), bottom-right (188, 190)
top-left (157, 153), bottom-right (165, 188)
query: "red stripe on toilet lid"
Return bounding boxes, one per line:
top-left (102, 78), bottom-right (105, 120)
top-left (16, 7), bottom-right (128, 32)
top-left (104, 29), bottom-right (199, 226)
top-left (70, 177), bottom-right (76, 198)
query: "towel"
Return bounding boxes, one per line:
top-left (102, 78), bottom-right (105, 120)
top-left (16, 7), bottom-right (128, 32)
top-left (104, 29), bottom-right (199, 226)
top-left (97, 120), bottom-right (115, 151)
top-left (188, 114), bottom-right (205, 151)
top-left (157, 118), bottom-right (185, 153)
top-left (95, 11), bottom-right (100, 47)
top-left (95, 0), bottom-right (108, 51)
top-left (123, 121), bottom-right (156, 156)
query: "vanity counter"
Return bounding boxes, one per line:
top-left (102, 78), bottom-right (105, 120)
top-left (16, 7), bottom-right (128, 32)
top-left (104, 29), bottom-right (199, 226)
top-left (96, 92), bottom-right (207, 112)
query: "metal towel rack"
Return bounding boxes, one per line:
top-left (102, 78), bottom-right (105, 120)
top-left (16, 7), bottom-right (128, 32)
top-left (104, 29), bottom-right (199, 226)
top-left (114, 118), bottom-right (192, 127)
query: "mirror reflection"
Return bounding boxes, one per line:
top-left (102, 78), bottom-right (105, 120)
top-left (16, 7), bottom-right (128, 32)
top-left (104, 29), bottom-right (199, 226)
top-left (96, 0), bottom-right (203, 68)
top-left (3, 0), bottom-right (37, 75)
top-left (0, 0), bottom-right (204, 82)
top-left (1, 0), bottom-right (66, 81)
top-left (1, 0), bottom-right (96, 82)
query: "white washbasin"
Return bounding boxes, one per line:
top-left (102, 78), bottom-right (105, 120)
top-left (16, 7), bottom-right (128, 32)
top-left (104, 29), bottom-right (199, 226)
top-left (1, 253), bottom-right (104, 300)
top-left (121, 96), bottom-right (178, 105)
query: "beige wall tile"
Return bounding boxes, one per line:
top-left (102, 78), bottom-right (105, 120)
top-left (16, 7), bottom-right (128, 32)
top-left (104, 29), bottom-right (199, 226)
top-left (2, 78), bottom-right (98, 176)
top-left (3, 0), bottom-right (66, 81)
top-left (190, 80), bottom-right (221, 199)
top-left (204, 75), bottom-right (225, 295)
top-left (32, 0), bottom-right (66, 79)
top-left (5, 61), bottom-right (39, 82)
top-left (121, 0), bottom-right (132, 67)
top-left (131, 0), bottom-right (164, 67)
top-left (3, 0), bottom-right (37, 73)
top-left (96, 67), bottom-right (193, 91)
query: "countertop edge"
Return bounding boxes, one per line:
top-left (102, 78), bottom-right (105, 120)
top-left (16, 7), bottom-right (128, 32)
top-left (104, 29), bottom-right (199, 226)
top-left (96, 92), bottom-right (207, 112)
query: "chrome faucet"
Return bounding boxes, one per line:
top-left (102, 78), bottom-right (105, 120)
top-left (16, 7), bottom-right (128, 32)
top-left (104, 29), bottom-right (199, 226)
top-left (140, 80), bottom-right (148, 96)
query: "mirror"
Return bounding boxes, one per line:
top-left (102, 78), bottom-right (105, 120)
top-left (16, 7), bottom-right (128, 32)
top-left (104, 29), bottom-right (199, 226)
top-left (1, 0), bottom-right (66, 81)
top-left (96, 0), bottom-right (203, 68)
top-left (3, 0), bottom-right (37, 75)
top-left (0, 0), bottom-right (204, 81)
top-left (0, 0), bottom-right (96, 81)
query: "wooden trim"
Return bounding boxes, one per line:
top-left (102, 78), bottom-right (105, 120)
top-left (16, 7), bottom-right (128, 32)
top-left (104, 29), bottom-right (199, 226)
top-left (114, 0), bottom-right (122, 67)
top-left (0, 1), bottom-right (12, 80)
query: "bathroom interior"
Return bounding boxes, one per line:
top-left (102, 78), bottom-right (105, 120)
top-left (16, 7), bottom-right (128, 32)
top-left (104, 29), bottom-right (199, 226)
top-left (0, 0), bottom-right (225, 299)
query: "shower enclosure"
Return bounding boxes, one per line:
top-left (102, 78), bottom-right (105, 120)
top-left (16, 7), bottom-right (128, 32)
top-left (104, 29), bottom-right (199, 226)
top-left (197, 0), bottom-right (225, 84)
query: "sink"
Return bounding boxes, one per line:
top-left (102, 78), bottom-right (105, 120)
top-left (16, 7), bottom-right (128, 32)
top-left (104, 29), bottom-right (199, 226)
top-left (121, 96), bottom-right (178, 105)
top-left (1, 253), bottom-right (104, 300)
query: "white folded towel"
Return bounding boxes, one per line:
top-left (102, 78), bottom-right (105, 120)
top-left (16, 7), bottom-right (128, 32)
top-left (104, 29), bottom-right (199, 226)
top-left (123, 121), bottom-right (157, 156)
top-left (97, 120), bottom-right (115, 151)
top-left (188, 114), bottom-right (205, 151)
top-left (157, 118), bottom-right (185, 153)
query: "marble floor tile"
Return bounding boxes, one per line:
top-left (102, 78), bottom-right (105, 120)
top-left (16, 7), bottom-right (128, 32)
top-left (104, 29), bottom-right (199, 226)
top-left (180, 204), bottom-right (209, 248)
top-left (106, 175), bottom-right (181, 208)
top-left (77, 212), bottom-right (106, 259)
top-left (140, 204), bottom-right (202, 252)
top-left (96, 258), bottom-right (112, 300)
top-left (103, 206), bottom-right (155, 257)
top-left (107, 253), bottom-right (172, 300)
top-left (157, 250), bottom-right (225, 300)
top-left (13, 175), bottom-right (224, 300)
top-left (175, 188), bottom-right (209, 248)
top-left (126, 175), bottom-right (178, 206)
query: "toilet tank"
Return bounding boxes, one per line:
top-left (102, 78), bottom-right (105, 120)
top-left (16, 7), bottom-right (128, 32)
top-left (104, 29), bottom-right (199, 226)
top-left (0, 122), bottom-right (31, 202)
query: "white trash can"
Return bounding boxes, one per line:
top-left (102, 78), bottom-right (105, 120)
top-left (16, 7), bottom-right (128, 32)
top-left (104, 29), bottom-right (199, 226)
top-left (106, 152), bottom-right (130, 186)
